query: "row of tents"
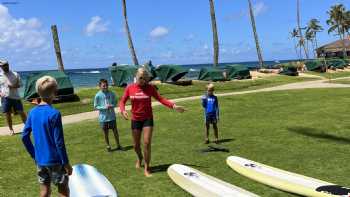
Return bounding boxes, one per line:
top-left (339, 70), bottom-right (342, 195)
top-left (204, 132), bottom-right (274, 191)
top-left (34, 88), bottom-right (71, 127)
top-left (21, 64), bottom-right (251, 102)
top-left (304, 58), bottom-right (350, 72)
top-left (109, 63), bottom-right (251, 87)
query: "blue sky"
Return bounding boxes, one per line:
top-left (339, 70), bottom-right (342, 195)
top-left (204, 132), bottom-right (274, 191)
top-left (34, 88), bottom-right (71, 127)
top-left (0, 0), bottom-right (349, 71)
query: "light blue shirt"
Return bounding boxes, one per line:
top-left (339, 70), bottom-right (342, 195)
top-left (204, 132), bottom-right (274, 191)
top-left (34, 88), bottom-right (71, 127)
top-left (94, 90), bottom-right (117, 122)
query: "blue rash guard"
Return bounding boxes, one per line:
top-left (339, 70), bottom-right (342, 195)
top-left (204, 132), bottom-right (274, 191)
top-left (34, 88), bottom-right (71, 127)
top-left (201, 94), bottom-right (219, 120)
top-left (22, 104), bottom-right (69, 166)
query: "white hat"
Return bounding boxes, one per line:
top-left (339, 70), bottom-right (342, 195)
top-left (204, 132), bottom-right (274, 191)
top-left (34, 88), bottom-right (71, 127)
top-left (0, 60), bottom-right (8, 66)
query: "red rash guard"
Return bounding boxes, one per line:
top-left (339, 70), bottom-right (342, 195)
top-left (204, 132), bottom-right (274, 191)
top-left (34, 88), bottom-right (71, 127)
top-left (119, 83), bottom-right (175, 121)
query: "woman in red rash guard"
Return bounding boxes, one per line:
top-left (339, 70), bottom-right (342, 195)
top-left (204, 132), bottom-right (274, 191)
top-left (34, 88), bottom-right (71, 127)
top-left (119, 68), bottom-right (185, 177)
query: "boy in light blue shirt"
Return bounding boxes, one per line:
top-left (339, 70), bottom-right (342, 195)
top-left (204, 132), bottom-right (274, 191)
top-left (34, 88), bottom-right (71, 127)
top-left (94, 79), bottom-right (121, 152)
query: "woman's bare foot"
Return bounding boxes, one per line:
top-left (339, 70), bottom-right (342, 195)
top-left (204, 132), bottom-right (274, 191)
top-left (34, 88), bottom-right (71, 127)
top-left (144, 170), bottom-right (152, 177)
top-left (135, 159), bottom-right (142, 169)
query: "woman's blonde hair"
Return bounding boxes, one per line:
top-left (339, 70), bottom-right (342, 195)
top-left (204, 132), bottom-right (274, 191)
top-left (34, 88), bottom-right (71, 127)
top-left (35, 76), bottom-right (58, 99)
top-left (136, 67), bottom-right (150, 82)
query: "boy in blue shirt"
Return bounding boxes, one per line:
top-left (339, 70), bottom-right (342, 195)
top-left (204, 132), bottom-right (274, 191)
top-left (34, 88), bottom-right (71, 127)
top-left (22, 76), bottom-right (72, 197)
top-left (94, 79), bottom-right (121, 152)
top-left (202, 83), bottom-right (220, 144)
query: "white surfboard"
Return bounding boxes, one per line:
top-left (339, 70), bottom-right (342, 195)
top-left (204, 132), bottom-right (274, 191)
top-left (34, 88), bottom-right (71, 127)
top-left (227, 156), bottom-right (350, 197)
top-left (167, 164), bottom-right (259, 197)
top-left (69, 164), bottom-right (118, 197)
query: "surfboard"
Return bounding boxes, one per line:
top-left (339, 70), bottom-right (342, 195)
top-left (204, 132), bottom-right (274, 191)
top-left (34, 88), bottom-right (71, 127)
top-left (167, 164), bottom-right (259, 197)
top-left (227, 156), bottom-right (350, 197)
top-left (69, 164), bottom-right (118, 197)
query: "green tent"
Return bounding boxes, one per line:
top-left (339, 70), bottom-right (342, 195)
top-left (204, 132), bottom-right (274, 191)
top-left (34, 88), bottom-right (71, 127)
top-left (225, 64), bottom-right (251, 79)
top-left (155, 65), bottom-right (189, 82)
top-left (23, 71), bottom-right (75, 101)
top-left (198, 67), bottom-right (226, 81)
top-left (280, 63), bottom-right (299, 76)
top-left (109, 65), bottom-right (138, 87)
top-left (305, 60), bottom-right (326, 72)
top-left (326, 59), bottom-right (346, 69)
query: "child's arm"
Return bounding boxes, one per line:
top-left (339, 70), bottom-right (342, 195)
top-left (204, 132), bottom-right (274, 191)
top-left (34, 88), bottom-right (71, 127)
top-left (94, 94), bottom-right (107, 110)
top-left (201, 96), bottom-right (207, 108)
top-left (53, 112), bottom-right (69, 165)
top-left (216, 97), bottom-right (220, 120)
top-left (21, 114), bottom-right (35, 159)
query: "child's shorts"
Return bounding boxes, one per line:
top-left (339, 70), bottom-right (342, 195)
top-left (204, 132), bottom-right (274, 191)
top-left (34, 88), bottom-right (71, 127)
top-left (37, 165), bottom-right (68, 185)
top-left (100, 120), bottom-right (117, 130)
top-left (205, 114), bottom-right (217, 124)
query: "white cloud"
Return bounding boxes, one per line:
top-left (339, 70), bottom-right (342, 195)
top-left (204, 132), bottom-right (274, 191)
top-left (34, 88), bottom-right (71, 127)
top-left (203, 44), bottom-right (209, 50)
top-left (85, 16), bottom-right (109, 36)
top-left (184, 34), bottom-right (195, 42)
top-left (253, 2), bottom-right (268, 16)
top-left (0, 5), bottom-right (47, 51)
top-left (150, 26), bottom-right (169, 39)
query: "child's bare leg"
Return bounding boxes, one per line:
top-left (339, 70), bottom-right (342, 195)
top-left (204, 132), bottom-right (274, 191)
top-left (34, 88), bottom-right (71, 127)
top-left (205, 122), bottom-right (210, 143)
top-left (112, 127), bottom-right (121, 148)
top-left (40, 183), bottom-right (51, 197)
top-left (57, 179), bottom-right (69, 197)
top-left (103, 128), bottom-right (110, 150)
top-left (143, 126), bottom-right (153, 177)
top-left (213, 122), bottom-right (219, 143)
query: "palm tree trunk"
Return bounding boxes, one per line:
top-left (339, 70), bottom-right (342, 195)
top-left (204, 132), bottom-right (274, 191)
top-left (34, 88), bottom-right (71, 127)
top-left (297, 0), bottom-right (309, 59)
top-left (51, 25), bottom-right (65, 71)
top-left (248, 0), bottom-right (264, 69)
top-left (122, 0), bottom-right (139, 65)
top-left (209, 0), bottom-right (219, 67)
top-left (293, 39), bottom-right (299, 59)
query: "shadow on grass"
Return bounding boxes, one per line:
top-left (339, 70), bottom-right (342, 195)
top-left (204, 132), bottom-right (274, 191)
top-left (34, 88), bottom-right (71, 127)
top-left (199, 145), bottom-right (230, 153)
top-left (150, 163), bottom-right (206, 173)
top-left (111, 145), bottom-right (133, 152)
top-left (217, 138), bottom-right (234, 144)
top-left (288, 126), bottom-right (350, 144)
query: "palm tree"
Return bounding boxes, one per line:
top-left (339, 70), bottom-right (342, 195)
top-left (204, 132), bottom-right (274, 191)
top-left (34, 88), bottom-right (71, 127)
top-left (209, 0), bottom-right (219, 67)
top-left (121, 0), bottom-right (139, 65)
top-left (290, 28), bottom-right (301, 59)
top-left (327, 4), bottom-right (347, 58)
top-left (306, 19), bottom-right (323, 57)
top-left (344, 10), bottom-right (350, 36)
top-left (297, 0), bottom-right (309, 59)
top-left (248, 0), bottom-right (264, 69)
top-left (305, 30), bottom-right (313, 58)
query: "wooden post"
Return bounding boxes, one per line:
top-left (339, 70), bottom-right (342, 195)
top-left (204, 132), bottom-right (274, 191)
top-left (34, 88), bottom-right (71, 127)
top-left (51, 25), bottom-right (65, 71)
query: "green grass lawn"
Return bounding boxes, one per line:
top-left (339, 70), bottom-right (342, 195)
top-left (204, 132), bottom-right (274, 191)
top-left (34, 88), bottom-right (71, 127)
top-left (306, 70), bottom-right (350, 79)
top-left (0, 75), bottom-right (316, 127)
top-left (1, 88), bottom-right (350, 196)
top-left (328, 78), bottom-right (350, 85)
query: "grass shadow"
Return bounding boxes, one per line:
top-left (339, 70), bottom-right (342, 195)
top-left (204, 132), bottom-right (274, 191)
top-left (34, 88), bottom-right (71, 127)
top-left (199, 145), bottom-right (230, 153)
top-left (217, 138), bottom-right (235, 144)
top-left (150, 163), bottom-right (206, 173)
top-left (288, 126), bottom-right (350, 144)
top-left (111, 145), bottom-right (133, 152)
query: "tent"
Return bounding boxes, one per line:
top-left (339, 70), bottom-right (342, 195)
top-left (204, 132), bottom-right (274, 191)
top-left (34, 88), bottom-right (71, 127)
top-left (198, 67), bottom-right (226, 81)
top-left (155, 65), bottom-right (189, 82)
top-left (279, 63), bottom-right (299, 76)
top-left (225, 64), bottom-right (251, 80)
top-left (326, 59), bottom-right (346, 69)
top-left (305, 60), bottom-right (327, 72)
top-left (109, 65), bottom-right (138, 87)
top-left (23, 71), bottom-right (75, 101)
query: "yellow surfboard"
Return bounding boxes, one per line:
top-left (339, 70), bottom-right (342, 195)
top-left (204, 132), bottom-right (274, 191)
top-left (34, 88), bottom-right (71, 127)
top-left (167, 164), bottom-right (259, 197)
top-left (227, 156), bottom-right (350, 197)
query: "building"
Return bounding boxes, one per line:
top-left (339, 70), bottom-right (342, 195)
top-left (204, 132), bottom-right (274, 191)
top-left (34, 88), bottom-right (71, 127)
top-left (316, 38), bottom-right (350, 58)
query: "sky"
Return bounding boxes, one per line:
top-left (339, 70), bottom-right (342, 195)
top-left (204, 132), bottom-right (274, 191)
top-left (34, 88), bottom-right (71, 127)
top-left (0, 0), bottom-right (349, 71)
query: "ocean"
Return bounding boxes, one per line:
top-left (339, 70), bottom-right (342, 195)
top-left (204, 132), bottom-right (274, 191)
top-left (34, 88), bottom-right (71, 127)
top-left (16, 60), bottom-right (294, 95)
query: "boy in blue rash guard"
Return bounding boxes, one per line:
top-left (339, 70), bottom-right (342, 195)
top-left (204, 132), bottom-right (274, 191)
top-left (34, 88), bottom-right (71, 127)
top-left (94, 79), bottom-right (121, 152)
top-left (22, 76), bottom-right (72, 197)
top-left (202, 83), bottom-right (220, 144)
